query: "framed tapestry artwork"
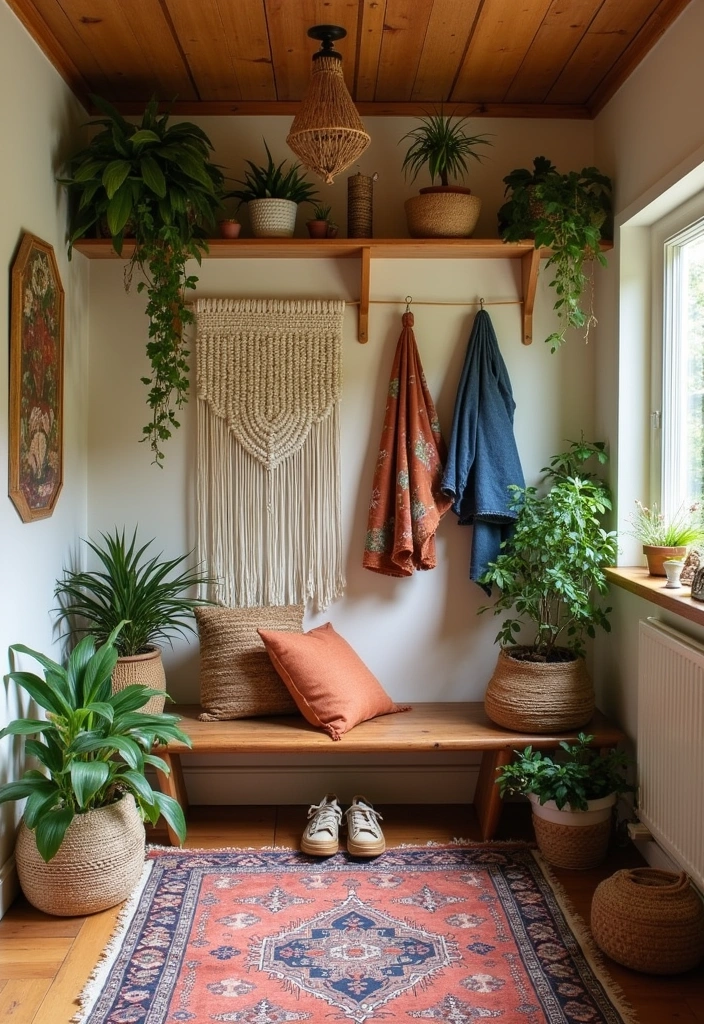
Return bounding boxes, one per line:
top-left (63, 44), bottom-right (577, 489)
top-left (9, 233), bottom-right (64, 522)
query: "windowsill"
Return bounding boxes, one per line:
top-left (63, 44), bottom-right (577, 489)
top-left (605, 566), bottom-right (704, 628)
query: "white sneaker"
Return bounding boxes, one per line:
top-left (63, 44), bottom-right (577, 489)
top-left (345, 795), bottom-right (385, 858)
top-left (300, 794), bottom-right (342, 856)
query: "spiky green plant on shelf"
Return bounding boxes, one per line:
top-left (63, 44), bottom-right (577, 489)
top-left (59, 96), bottom-right (224, 464)
top-left (0, 625), bottom-right (190, 860)
top-left (228, 141), bottom-right (318, 204)
top-left (399, 110), bottom-right (492, 186)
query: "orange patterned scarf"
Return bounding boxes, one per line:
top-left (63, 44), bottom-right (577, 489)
top-left (363, 312), bottom-right (452, 576)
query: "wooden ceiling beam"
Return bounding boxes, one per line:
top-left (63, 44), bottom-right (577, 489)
top-left (107, 99), bottom-right (592, 118)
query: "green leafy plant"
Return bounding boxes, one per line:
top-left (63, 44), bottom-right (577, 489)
top-left (311, 203), bottom-right (332, 222)
top-left (498, 157), bottom-right (612, 350)
top-left (0, 625), bottom-right (190, 860)
top-left (495, 733), bottom-right (632, 810)
top-left (59, 96), bottom-right (225, 464)
top-left (400, 110), bottom-right (492, 186)
top-left (228, 142), bottom-right (318, 205)
top-left (479, 439), bottom-right (618, 660)
top-left (54, 528), bottom-right (216, 657)
top-left (625, 500), bottom-right (702, 546)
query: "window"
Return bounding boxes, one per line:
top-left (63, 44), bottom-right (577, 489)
top-left (656, 205), bottom-right (704, 515)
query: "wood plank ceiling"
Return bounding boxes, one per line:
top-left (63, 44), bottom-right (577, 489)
top-left (7, 0), bottom-right (693, 117)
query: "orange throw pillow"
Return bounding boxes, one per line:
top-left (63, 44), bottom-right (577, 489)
top-left (257, 622), bottom-right (409, 741)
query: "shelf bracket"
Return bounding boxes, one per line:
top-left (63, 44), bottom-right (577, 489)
top-left (521, 248), bottom-right (541, 345)
top-left (358, 246), bottom-right (371, 343)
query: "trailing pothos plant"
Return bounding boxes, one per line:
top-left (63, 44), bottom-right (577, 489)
top-left (60, 96), bottom-right (225, 464)
top-left (498, 157), bottom-right (612, 351)
top-left (0, 624), bottom-right (190, 860)
top-left (479, 438), bottom-right (618, 661)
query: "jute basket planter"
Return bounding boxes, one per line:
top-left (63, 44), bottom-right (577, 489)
top-left (529, 792), bottom-right (615, 870)
top-left (404, 189), bottom-right (481, 238)
top-left (16, 794), bottom-right (145, 916)
top-left (591, 868), bottom-right (704, 974)
top-left (247, 198), bottom-right (298, 238)
top-left (112, 646), bottom-right (166, 714)
top-left (484, 647), bottom-right (595, 733)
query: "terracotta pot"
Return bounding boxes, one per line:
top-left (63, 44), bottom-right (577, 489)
top-left (112, 646), bottom-right (166, 714)
top-left (642, 544), bottom-right (687, 576)
top-left (307, 219), bottom-right (329, 238)
top-left (219, 219), bottom-right (241, 239)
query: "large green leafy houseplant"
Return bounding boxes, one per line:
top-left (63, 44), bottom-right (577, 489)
top-left (60, 96), bottom-right (224, 464)
top-left (0, 626), bottom-right (189, 860)
top-left (480, 439), bottom-right (618, 660)
top-left (498, 157), bottom-right (612, 351)
top-left (54, 528), bottom-right (215, 657)
top-left (496, 733), bottom-right (632, 810)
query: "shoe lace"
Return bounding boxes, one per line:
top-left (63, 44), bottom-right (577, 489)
top-left (307, 799), bottom-right (342, 835)
top-left (347, 804), bottom-right (383, 835)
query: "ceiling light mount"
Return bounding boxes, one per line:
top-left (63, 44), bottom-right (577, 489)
top-left (308, 24), bottom-right (346, 61)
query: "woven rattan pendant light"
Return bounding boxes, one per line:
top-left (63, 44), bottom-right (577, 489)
top-left (287, 25), bottom-right (370, 184)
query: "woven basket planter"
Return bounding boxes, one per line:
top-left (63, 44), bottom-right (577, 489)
top-left (530, 793), bottom-right (615, 870)
top-left (404, 189), bottom-right (481, 238)
top-left (247, 198), bottom-right (298, 238)
top-left (591, 868), bottom-right (704, 974)
top-left (112, 646), bottom-right (166, 714)
top-left (16, 794), bottom-right (145, 916)
top-left (484, 647), bottom-right (595, 733)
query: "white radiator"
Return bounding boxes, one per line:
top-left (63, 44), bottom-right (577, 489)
top-left (638, 618), bottom-right (704, 890)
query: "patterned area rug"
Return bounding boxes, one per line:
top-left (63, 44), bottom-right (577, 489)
top-left (75, 844), bottom-right (635, 1024)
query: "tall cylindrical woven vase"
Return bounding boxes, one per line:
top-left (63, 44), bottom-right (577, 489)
top-left (16, 795), bottom-right (145, 916)
top-left (112, 647), bottom-right (166, 714)
top-left (591, 869), bottom-right (704, 974)
top-left (484, 647), bottom-right (595, 733)
top-left (347, 172), bottom-right (374, 237)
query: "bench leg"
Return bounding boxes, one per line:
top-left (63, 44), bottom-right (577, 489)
top-left (156, 752), bottom-right (189, 846)
top-left (474, 748), bottom-right (513, 840)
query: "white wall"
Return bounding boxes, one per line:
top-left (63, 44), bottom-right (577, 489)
top-left (85, 116), bottom-right (597, 801)
top-left (593, 0), bottom-right (704, 738)
top-left (0, 0), bottom-right (89, 912)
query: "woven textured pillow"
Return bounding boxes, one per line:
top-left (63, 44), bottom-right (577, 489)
top-left (257, 621), bottom-right (409, 740)
top-left (196, 605), bottom-right (303, 721)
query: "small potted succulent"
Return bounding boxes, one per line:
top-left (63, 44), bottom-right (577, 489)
top-left (399, 109), bottom-right (492, 238)
top-left (625, 499), bottom-right (702, 576)
top-left (228, 141), bottom-right (318, 237)
top-left (0, 625), bottom-right (190, 915)
top-left (496, 733), bottom-right (632, 869)
top-left (498, 156), bottom-right (612, 350)
top-left (307, 202), bottom-right (333, 238)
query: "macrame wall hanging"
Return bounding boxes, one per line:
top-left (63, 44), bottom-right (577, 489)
top-left (195, 298), bottom-right (345, 609)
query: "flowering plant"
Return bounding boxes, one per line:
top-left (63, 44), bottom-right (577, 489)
top-left (626, 500), bottom-right (702, 547)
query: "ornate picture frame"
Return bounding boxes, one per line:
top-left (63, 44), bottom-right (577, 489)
top-left (9, 233), bottom-right (64, 522)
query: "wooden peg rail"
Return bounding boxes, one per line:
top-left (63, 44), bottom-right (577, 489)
top-left (73, 237), bottom-right (611, 346)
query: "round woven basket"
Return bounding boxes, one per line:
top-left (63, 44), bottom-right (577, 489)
top-left (530, 793), bottom-right (615, 869)
top-left (591, 868), bottom-right (704, 974)
top-left (484, 647), bottom-right (595, 733)
top-left (404, 191), bottom-right (481, 238)
top-left (248, 198), bottom-right (298, 238)
top-left (112, 646), bottom-right (166, 714)
top-left (16, 794), bottom-right (145, 916)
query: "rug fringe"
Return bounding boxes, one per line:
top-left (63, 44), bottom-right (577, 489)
top-left (70, 860), bottom-right (155, 1024)
top-left (531, 850), bottom-right (639, 1024)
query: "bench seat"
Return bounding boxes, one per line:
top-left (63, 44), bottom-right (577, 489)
top-left (155, 702), bottom-right (626, 845)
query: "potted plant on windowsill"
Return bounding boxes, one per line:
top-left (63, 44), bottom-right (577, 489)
top-left (496, 733), bottom-right (632, 869)
top-left (479, 439), bottom-right (618, 733)
top-left (54, 528), bottom-right (216, 713)
top-left (625, 499), bottom-right (702, 576)
top-left (498, 156), bottom-right (612, 351)
top-left (0, 625), bottom-right (190, 915)
top-left (59, 96), bottom-right (225, 465)
top-left (400, 110), bottom-right (492, 238)
top-left (228, 141), bottom-right (318, 238)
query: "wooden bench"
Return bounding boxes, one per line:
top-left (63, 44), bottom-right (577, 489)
top-left (155, 703), bottom-right (626, 845)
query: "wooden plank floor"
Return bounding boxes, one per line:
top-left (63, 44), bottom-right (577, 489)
top-left (0, 805), bottom-right (702, 1023)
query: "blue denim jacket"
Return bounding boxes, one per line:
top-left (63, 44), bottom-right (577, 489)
top-left (441, 309), bottom-right (524, 593)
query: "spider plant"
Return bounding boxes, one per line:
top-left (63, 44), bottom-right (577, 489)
top-left (54, 527), bottom-right (216, 657)
top-left (400, 110), bottom-right (492, 187)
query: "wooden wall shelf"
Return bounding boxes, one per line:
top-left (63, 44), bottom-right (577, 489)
top-left (73, 237), bottom-right (612, 346)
